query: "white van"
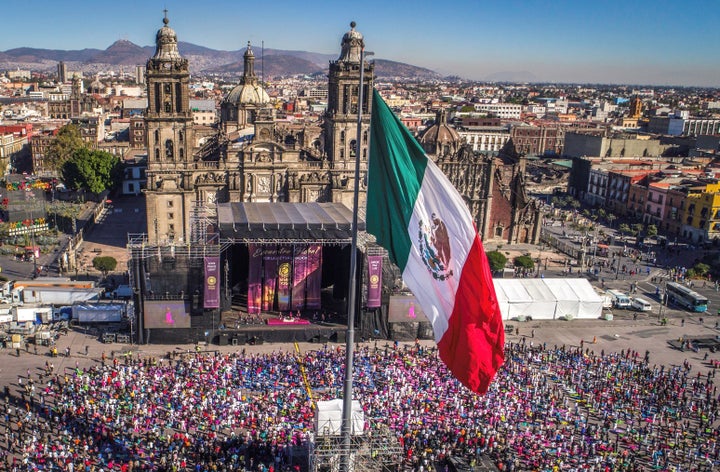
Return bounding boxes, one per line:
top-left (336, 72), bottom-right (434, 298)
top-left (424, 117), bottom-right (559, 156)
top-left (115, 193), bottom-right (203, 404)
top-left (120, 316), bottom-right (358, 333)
top-left (631, 297), bottom-right (652, 312)
top-left (607, 290), bottom-right (632, 309)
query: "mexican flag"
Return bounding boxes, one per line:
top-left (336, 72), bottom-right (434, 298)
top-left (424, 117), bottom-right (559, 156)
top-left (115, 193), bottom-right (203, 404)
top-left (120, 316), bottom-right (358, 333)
top-left (367, 89), bottom-right (505, 394)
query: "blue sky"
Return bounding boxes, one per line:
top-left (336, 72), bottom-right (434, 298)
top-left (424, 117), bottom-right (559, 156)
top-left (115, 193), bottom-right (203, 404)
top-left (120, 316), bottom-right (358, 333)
top-left (2, 0), bottom-right (719, 86)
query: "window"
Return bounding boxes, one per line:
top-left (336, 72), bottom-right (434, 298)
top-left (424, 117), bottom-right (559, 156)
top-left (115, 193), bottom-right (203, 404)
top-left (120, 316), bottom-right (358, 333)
top-left (155, 149), bottom-right (160, 161)
top-left (167, 201), bottom-right (174, 208)
top-left (349, 140), bottom-right (357, 157)
top-left (179, 130), bottom-right (184, 143)
top-left (168, 212), bottom-right (174, 220)
top-left (179, 148), bottom-right (184, 160)
top-left (165, 140), bottom-right (174, 159)
top-left (495, 226), bottom-right (503, 237)
top-left (154, 130), bottom-right (159, 142)
top-left (340, 131), bottom-right (345, 143)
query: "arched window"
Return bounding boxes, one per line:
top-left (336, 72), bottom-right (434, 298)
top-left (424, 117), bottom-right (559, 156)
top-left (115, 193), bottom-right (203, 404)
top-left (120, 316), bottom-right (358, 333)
top-left (179, 148), bottom-right (184, 160)
top-left (363, 148), bottom-right (367, 158)
top-left (495, 226), bottom-right (503, 237)
top-left (349, 140), bottom-right (357, 157)
top-left (178, 130), bottom-right (184, 143)
top-left (340, 131), bottom-right (345, 143)
top-left (362, 130), bottom-right (368, 144)
top-left (165, 140), bottom-right (174, 159)
top-left (155, 148), bottom-right (160, 161)
top-left (154, 130), bottom-right (159, 142)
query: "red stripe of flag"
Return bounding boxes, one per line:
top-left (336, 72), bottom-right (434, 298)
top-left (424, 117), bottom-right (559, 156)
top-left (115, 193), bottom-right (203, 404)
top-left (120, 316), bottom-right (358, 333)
top-left (437, 234), bottom-right (505, 394)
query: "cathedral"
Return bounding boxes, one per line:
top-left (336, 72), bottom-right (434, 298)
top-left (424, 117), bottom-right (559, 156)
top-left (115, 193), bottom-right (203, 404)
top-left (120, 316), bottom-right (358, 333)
top-left (143, 14), bottom-right (539, 246)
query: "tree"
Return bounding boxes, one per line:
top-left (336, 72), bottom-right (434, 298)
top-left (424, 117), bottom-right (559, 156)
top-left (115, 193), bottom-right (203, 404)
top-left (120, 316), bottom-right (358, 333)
top-left (606, 214), bottom-right (617, 228)
top-left (486, 251), bottom-right (508, 273)
top-left (568, 198), bottom-right (581, 211)
top-left (692, 263), bottom-right (710, 277)
top-left (618, 223), bottom-right (631, 239)
top-left (61, 148), bottom-right (123, 194)
top-left (631, 223), bottom-right (644, 237)
top-left (46, 124), bottom-right (85, 172)
top-left (92, 256), bottom-right (117, 277)
top-left (513, 255), bottom-right (535, 270)
top-left (646, 224), bottom-right (658, 238)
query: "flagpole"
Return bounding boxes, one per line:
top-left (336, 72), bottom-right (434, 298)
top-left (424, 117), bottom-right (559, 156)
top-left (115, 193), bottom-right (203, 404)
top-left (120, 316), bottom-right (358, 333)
top-left (340, 44), bottom-right (369, 472)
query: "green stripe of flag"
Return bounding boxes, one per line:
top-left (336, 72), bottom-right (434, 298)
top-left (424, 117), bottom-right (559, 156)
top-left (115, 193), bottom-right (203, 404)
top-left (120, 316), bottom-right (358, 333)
top-left (367, 89), bottom-right (429, 271)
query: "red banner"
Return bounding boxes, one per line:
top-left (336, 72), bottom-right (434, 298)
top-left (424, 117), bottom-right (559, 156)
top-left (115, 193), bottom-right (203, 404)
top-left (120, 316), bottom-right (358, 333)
top-left (367, 255), bottom-right (382, 308)
top-left (203, 256), bottom-right (220, 309)
top-left (292, 245), bottom-right (308, 310)
top-left (305, 244), bottom-right (322, 309)
top-left (276, 246), bottom-right (293, 312)
top-left (262, 246), bottom-right (278, 311)
top-left (247, 244), bottom-right (263, 314)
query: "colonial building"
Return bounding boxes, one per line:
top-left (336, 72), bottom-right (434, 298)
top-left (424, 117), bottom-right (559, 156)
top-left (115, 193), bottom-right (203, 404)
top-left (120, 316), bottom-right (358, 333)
top-left (144, 15), bottom-right (538, 245)
top-left (145, 17), bottom-right (373, 243)
top-left (47, 75), bottom-right (99, 120)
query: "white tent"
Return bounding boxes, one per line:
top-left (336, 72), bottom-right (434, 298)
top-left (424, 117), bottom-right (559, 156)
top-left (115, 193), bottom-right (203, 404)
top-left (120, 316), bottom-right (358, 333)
top-left (493, 278), bottom-right (603, 320)
top-left (494, 279), bottom-right (533, 320)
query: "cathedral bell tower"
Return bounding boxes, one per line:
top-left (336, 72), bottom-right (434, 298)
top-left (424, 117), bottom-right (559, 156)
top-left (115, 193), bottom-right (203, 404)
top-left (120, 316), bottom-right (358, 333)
top-left (325, 22), bottom-right (374, 208)
top-left (144, 11), bottom-right (195, 243)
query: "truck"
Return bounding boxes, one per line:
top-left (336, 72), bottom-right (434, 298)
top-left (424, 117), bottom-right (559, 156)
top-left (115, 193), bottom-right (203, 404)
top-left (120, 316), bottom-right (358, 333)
top-left (72, 303), bottom-right (124, 324)
top-left (14, 306), bottom-right (52, 323)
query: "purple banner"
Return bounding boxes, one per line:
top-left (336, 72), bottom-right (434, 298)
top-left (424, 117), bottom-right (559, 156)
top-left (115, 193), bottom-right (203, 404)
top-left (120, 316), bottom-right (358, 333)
top-left (305, 244), bottom-right (322, 309)
top-left (262, 246), bottom-right (278, 311)
top-left (203, 256), bottom-right (220, 309)
top-left (367, 255), bottom-right (383, 308)
top-left (292, 245), bottom-right (308, 310)
top-left (276, 246), bottom-right (293, 312)
top-left (247, 244), bottom-right (263, 314)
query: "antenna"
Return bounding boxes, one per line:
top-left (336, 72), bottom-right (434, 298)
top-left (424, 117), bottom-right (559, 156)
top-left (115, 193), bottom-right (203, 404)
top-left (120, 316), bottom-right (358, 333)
top-left (261, 40), bottom-right (265, 88)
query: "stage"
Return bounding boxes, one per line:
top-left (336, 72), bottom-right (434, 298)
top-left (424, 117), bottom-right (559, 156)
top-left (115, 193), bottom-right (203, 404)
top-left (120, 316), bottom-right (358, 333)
top-left (141, 309), bottom-right (348, 345)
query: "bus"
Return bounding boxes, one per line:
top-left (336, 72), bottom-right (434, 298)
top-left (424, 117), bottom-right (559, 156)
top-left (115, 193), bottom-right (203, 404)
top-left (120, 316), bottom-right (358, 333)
top-left (665, 282), bottom-right (708, 312)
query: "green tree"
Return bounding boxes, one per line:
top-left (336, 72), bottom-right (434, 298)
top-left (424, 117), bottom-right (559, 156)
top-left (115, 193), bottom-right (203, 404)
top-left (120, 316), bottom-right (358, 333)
top-left (46, 124), bottom-right (85, 172)
top-left (513, 255), bottom-right (535, 270)
top-left (618, 223), bottom-right (631, 239)
top-left (646, 224), bottom-right (658, 238)
top-left (92, 256), bottom-right (117, 277)
top-left (631, 223), bottom-right (644, 237)
top-left (61, 148), bottom-right (123, 194)
top-left (486, 251), bottom-right (508, 273)
top-left (568, 198), bottom-right (581, 211)
top-left (692, 263), bottom-right (710, 277)
top-left (606, 213), bottom-right (617, 228)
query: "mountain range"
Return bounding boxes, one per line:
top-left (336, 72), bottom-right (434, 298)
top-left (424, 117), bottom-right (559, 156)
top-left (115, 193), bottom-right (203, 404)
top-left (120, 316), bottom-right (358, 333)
top-left (0, 39), bottom-right (441, 80)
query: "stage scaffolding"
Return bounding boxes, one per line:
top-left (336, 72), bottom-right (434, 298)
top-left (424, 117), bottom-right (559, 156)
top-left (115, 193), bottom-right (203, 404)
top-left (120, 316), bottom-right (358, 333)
top-left (309, 422), bottom-right (403, 472)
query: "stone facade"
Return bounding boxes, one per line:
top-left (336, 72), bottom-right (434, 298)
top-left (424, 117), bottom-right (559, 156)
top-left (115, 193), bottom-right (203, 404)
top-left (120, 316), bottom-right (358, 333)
top-left (144, 15), bottom-right (539, 245)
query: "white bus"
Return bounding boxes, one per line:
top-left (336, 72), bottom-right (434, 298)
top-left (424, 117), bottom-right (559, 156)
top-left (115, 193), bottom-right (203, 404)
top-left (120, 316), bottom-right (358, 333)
top-left (665, 282), bottom-right (708, 312)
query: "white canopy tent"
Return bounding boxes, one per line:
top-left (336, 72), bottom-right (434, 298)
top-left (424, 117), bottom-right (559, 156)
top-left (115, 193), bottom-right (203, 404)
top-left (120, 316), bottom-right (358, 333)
top-left (493, 278), bottom-right (603, 320)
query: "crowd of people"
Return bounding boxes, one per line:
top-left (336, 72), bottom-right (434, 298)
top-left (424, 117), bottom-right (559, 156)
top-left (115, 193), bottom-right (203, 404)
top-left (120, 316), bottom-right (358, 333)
top-left (0, 338), bottom-right (719, 471)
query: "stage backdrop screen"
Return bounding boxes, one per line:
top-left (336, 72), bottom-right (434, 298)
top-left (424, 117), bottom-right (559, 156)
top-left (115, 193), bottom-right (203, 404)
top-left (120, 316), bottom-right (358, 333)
top-left (388, 295), bottom-right (429, 323)
top-left (144, 301), bottom-right (191, 329)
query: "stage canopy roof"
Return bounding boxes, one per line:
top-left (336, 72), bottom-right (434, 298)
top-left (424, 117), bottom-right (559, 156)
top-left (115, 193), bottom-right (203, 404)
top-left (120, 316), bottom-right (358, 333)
top-left (217, 202), bottom-right (365, 241)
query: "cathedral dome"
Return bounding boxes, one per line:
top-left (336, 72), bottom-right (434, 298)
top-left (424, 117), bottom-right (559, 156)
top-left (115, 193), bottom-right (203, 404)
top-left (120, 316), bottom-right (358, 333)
top-left (419, 109), bottom-right (460, 149)
top-left (224, 42), bottom-right (269, 106)
top-left (225, 83), bottom-right (270, 106)
top-left (153, 12), bottom-right (182, 61)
